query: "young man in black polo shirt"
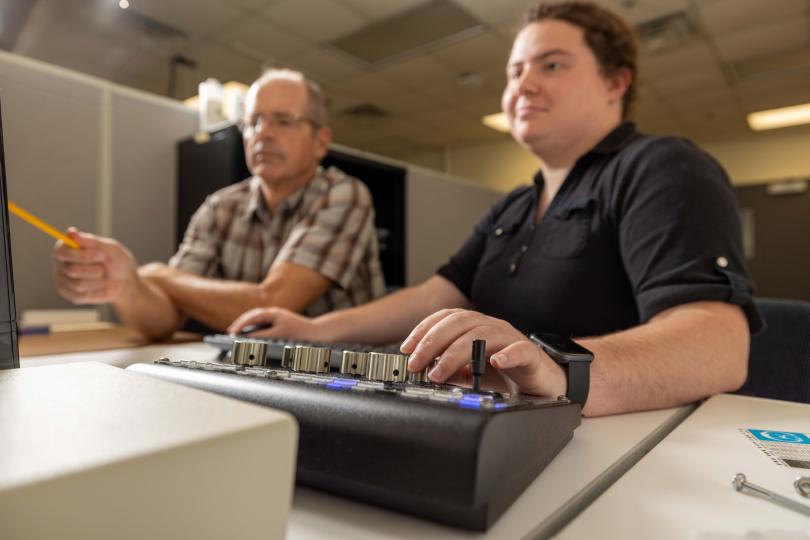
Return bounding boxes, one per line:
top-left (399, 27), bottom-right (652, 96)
top-left (229, 2), bottom-right (762, 417)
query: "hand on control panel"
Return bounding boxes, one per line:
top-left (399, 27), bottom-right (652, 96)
top-left (400, 309), bottom-right (566, 397)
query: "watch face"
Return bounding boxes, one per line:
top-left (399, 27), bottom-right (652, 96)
top-left (533, 333), bottom-right (593, 363)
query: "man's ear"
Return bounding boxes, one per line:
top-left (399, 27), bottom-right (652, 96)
top-left (314, 126), bottom-right (333, 160)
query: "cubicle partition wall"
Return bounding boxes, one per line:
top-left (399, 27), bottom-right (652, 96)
top-left (0, 50), bottom-right (196, 316)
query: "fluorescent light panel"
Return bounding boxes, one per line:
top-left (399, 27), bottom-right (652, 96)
top-left (482, 112), bottom-right (510, 133)
top-left (747, 102), bottom-right (810, 131)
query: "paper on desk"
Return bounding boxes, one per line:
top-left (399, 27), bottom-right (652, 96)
top-left (21, 309), bottom-right (100, 325)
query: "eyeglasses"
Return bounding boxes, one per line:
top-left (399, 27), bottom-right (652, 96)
top-left (240, 111), bottom-right (320, 133)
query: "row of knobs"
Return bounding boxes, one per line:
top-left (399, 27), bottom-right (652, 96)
top-left (231, 341), bottom-right (430, 383)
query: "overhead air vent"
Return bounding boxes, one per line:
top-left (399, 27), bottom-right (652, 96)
top-left (122, 10), bottom-right (188, 40)
top-left (329, 0), bottom-right (483, 66)
top-left (634, 11), bottom-right (697, 52)
top-left (341, 103), bottom-right (390, 119)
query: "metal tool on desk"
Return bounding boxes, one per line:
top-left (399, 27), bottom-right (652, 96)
top-left (732, 473), bottom-right (810, 517)
top-left (795, 476), bottom-right (810, 499)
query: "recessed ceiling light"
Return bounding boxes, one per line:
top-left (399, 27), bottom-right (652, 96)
top-left (482, 112), bottom-right (510, 133)
top-left (119, 0), bottom-right (129, 9)
top-left (747, 102), bottom-right (810, 131)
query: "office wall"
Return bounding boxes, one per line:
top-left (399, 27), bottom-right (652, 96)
top-left (699, 125), bottom-right (810, 185)
top-left (0, 50), bottom-right (196, 316)
top-left (405, 125), bottom-right (810, 192)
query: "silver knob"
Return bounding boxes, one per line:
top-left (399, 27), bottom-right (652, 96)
top-left (231, 340), bottom-right (267, 367)
top-left (407, 366), bottom-right (430, 384)
top-left (340, 351), bottom-right (369, 376)
top-left (290, 346), bottom-right (331, 374)
top-left (280, 345), bottom-right (294, 368)
top-left (366, 352), bottom-right (408, 382)
top-left (407, 358), bottom-right (437, 384)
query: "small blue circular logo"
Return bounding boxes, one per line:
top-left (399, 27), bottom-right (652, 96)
top-left (759, 431), bottom-right (803, 443)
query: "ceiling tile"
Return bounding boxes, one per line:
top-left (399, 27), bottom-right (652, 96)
top-left (332, 73), bottom-right (402, 101)
top-left (430, 31), bottom-right (511, 73)
top-left (337, 0), bottom-right (429, 22)
top-left (648, 65), bottom-right (729, 97)
top-left (217, 19), bottom-right (310, 64)
top-left (377, 55), bottom-right (458, 90)
top-left (262, 0), bottom-right (370, 44)
top-left (179, 42), bottom-right (262, 91)
top-left (284, 47), bottom-right (366, 86)
top-left (375, 91), bottom-right (438, 115)
top-left (713, 18), bottom-right (808, 62)
top-left (737, 77), bottom-right (810, 111)
top-left (605, 0), bottom-right (690, 25)
top-left (638, 40), bottom-right (718, 79)
top-left (698, 0), bottom-right (806, 36)
top-left (114, 51), bottom-right (172, 97)
top-left (452, 0), bottom-right (532, 26)
top-left (219, 0), bottom-right (283, 10)
top-left (130, 0), bottom-right (244, 39)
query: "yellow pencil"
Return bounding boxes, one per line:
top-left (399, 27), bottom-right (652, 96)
top-left (7, 201), bottom-right (80, 249)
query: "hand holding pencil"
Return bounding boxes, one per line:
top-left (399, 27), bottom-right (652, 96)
top-left (52, 227), bottom-right (140, 305)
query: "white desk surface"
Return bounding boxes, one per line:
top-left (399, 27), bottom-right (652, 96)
top-left (557, 394), bottom-right (810, 539)
top-left (22, 343), bottom-right (696, 540)
top-left (21, 340), bottom-right (220, 369)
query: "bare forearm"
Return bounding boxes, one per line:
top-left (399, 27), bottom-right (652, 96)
top-left (315, 276), bottom-right (471, 345)
top-left (113, 274), bottom-right (183, 340)
top-left (147, 268), bottom-right (265, 331)
top-left (580, 302), bottom-right (749, 416)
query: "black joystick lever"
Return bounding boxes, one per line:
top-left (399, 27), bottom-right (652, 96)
top-left (471, 339), bottom-right (486, 392)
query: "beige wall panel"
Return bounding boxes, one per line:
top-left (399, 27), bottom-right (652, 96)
top-left (0, 54), bottom-right (101, 314)
top-left (110, 92), bottom-right (195, 264)
top-left (406, 166), bottom-right (502, 285)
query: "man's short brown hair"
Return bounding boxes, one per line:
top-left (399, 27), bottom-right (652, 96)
top-left (524, 2), bottom-right (638, 118)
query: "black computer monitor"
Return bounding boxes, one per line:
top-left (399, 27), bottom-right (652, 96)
top-left (0, 95), bottom-right (20, 369)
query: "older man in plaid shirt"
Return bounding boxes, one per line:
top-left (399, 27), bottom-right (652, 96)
top-left (53, 69), bottom-right (385, 339)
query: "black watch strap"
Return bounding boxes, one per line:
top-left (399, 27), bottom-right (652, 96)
top-left (564, 360), bottom-right (590, 407)
top-left (528, 333), bottom-right (593, 407)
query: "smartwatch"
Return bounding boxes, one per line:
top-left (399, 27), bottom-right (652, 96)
top-left (528, 333), bottom-right (594, 406)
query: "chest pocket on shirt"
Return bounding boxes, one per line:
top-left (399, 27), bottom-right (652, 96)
top-left (539, 197), bottom-right (595, 259)
top-left (478, 219), bottom-right (522, 270)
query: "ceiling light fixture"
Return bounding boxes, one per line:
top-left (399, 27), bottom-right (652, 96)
top-left (747, 102), bottom-right (810, 131)
top-left (119, 0), bottom-right (129, 9)
top-left (481, 112), bottom-right (510, 133)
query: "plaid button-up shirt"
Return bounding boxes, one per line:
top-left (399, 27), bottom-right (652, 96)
top-left (170, 166), bottom-right (386, 316)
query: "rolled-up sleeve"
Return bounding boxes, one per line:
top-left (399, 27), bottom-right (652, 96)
top-left (617, 139), bottom-right (764, 332)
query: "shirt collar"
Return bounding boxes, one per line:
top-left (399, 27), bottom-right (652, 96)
top-left (589, 121), bottom-right (639, 155)
top-left (246, 167), bottom-right (322, 221)
top-left (532, 122), bottom-right (639, 190)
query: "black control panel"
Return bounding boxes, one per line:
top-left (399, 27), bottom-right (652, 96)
top-left (127, 341), bottom-right (580, 531)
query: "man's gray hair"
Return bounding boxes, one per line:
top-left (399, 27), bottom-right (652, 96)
top-left (251, 68), bottom-right (329, 128)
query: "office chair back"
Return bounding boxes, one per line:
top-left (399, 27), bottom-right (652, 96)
top-left (735, 297), bottom-right (810, 403)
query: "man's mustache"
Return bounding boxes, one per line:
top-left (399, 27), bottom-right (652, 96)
top-left (251, 145), bottom-right (286, 160)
